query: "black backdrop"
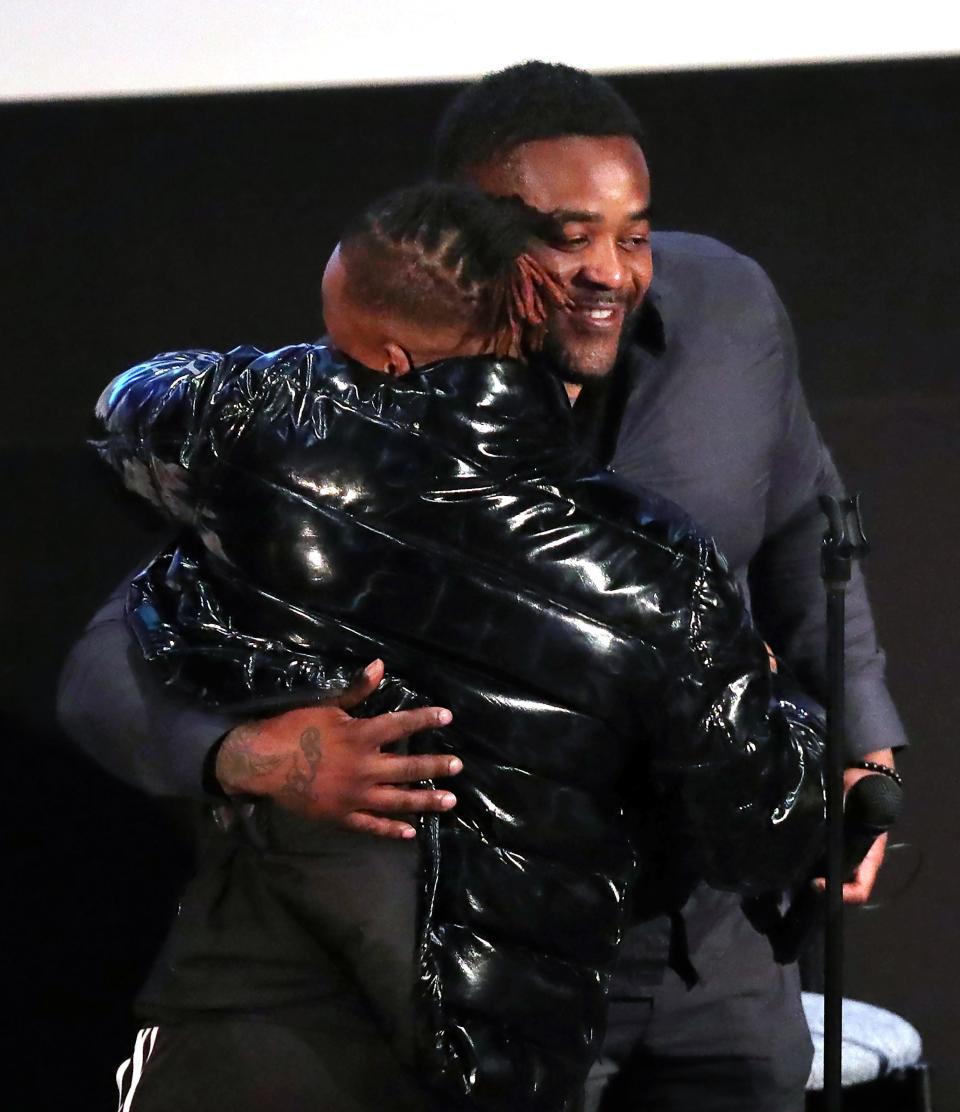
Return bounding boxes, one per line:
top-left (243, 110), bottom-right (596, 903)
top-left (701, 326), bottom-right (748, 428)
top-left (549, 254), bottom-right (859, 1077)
top-left (3, 57), bottom-right (958, 1109)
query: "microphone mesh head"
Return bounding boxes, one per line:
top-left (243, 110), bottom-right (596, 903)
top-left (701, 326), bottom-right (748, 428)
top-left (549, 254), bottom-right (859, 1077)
top-left (845, 773), bottom-right (903, 831)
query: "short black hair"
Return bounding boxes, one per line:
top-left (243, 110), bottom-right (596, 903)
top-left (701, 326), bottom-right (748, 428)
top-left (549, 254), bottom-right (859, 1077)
top-left (434, 61), bottom-right (644, 180)
top-left (339, 183), bottom-right (566, 354)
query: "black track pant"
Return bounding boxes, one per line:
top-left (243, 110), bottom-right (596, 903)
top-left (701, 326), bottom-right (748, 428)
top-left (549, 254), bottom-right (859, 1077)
top-left (118, 925), bottom-right (810, 1112)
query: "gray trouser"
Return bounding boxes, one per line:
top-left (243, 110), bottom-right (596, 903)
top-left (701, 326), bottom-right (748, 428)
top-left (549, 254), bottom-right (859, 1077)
top-left (581, 908), bottom-right (811, 1112)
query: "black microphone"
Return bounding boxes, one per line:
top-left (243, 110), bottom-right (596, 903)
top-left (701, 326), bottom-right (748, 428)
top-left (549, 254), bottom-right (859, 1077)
top-left (842, 772), bottom-right (903, 879)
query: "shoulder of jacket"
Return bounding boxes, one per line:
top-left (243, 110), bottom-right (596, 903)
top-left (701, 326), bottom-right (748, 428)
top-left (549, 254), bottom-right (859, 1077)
top-left (224, 342), bottom-right (328, 378)
top-left (575, 473), bottom-right (714, 565)
top-left (651, 230), bottom-right (772, 286)
top-left (649, 231), bottom-right (787, 341)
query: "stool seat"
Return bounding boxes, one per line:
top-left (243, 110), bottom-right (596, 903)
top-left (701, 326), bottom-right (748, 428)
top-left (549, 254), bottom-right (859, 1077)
top-left (802, 992), bottom-right (923, 1090)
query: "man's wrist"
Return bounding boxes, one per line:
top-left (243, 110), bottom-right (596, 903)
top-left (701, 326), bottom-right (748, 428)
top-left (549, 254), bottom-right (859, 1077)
top-left (843, 747), bottom-right (896, 792)
top-left (847, 746), bottom-right (895, 767)
top-left (211, 720), bottom-right (288, 798)
top-left (847, 758), bottom-right (902, 786)
top-left (203, 732), bottom-right (232, 798)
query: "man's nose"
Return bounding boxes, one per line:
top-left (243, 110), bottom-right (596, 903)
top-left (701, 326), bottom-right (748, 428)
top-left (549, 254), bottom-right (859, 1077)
top-left (578, 238), bottom-right (625, 289)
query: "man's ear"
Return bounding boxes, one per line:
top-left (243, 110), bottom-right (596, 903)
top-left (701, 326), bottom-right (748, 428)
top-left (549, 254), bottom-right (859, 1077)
top-left (383, 343), bottom-right (413, 377)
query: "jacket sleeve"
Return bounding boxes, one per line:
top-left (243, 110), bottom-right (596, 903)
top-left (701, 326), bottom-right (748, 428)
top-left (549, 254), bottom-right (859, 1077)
top-left (65, 343), bottom-right (362, 797)
top-left (94, 348), bottom-right (215, 519)
top-left (652, 537), bottom-right (827, 895)
top-left (746, 266), bottom-right (908, 758)
top-left (57, 346), bottom-right (267, 798)
top-left (93, 346), bottom-right (266, 520)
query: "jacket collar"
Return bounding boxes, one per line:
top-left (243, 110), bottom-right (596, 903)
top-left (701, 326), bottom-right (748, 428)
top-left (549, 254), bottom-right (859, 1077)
top-left (631, 287), bottom-right (666, 356)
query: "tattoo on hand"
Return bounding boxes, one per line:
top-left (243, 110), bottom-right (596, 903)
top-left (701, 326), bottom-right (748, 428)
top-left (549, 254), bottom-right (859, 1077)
top-left (283, 726), bottom-right (324, 799)
top-left (218, 722), bottom-right (284, 788)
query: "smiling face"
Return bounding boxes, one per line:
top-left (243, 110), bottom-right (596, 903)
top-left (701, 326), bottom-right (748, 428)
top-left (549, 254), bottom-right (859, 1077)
top-left (467, 135), bottom-right (653, 383)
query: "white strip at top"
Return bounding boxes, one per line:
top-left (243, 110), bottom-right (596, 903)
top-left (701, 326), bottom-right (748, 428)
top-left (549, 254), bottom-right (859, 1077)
top-left (3, 0), bottom-right (958, 104)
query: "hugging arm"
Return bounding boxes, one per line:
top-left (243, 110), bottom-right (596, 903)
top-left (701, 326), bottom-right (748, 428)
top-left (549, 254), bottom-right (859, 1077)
top-left (745, 270), bottom-right (903, 899)
top-left (652, 542), bottom-right (827, 896)
top-left (57, 578), bottom-right (240, 799)
top-left (59, 348), bottom-right (460, 834)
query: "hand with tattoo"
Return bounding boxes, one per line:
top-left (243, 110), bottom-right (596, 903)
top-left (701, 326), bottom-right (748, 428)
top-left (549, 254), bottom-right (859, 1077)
top-left (214, 660), bottom-right (459, 839)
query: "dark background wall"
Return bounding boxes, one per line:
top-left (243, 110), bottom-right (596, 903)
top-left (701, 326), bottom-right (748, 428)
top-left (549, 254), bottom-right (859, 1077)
top-left (2, 57), bottom-right (958, 1109)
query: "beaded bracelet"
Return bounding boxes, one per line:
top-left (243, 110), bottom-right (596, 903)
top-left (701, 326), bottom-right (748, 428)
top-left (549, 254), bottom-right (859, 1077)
top-left (847, 759), bottom-right (903, 787)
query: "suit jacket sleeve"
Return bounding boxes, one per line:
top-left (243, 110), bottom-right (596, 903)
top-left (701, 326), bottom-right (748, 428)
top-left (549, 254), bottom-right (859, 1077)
top-left (746, 266), bottom-right (908, 757)
top-left (56, 576), bottom-right (239, 798)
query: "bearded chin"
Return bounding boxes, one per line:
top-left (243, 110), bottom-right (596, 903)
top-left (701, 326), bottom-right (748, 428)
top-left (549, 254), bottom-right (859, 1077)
top-left (537, 309), bottom-right (639, 385)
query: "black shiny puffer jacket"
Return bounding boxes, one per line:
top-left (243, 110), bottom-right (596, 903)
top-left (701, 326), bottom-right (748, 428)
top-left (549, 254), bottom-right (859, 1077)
top-left (95, 344), bottom-right (826, 1111)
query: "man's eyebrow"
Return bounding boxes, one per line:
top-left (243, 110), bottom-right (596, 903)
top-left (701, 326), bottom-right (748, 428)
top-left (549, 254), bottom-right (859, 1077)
top-left (551, 206), bottom-right (653, 223)
top-left (552, 209), bottom-right (601, 224)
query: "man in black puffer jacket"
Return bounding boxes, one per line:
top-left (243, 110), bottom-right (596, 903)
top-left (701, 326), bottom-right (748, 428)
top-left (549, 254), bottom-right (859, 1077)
top-left (95, 186), bottom-right (826, 1112)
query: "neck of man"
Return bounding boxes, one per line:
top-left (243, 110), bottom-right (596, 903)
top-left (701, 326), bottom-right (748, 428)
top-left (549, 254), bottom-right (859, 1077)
top-left (564, 381), bottom-right (582, 404)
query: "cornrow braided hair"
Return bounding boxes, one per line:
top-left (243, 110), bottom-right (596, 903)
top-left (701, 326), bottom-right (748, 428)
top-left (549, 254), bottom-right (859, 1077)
top-left (339, 183), bottom-right (571, 358)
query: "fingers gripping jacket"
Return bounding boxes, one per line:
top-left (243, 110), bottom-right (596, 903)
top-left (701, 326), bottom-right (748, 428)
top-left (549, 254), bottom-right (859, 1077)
top-left (95, 345), bottom-right (826, 1110)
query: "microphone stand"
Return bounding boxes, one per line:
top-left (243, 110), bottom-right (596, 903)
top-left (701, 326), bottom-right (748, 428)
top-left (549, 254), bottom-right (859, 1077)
top-left (818, 494), bottom-right (869, 1112)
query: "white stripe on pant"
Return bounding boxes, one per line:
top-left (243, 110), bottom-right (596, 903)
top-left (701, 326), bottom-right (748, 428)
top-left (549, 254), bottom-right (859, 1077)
top-left (116, 1027), bottom-right (159, 1112)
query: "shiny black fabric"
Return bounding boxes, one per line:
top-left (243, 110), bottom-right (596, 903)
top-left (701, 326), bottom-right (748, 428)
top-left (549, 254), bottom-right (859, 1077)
top-left (95, 344), bottom-right (825, 1111)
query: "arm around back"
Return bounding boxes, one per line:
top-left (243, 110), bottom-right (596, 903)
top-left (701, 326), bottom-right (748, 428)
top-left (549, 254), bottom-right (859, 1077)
top-left (651, 537), bottom-right (827, 896)
top-left (57, 583), bottom-right (462, 826)
top-left (56, 577), bottom-right (237, 799)
top-left (65, 345), bottom-right (463, 824)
